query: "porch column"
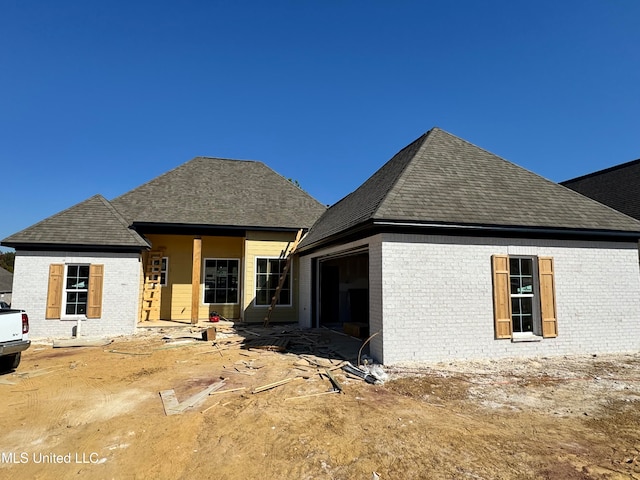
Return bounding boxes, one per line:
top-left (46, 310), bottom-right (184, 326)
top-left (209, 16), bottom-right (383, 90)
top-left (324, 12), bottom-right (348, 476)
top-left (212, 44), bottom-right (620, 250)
top-left (191, 237), bottom-right (202, 324)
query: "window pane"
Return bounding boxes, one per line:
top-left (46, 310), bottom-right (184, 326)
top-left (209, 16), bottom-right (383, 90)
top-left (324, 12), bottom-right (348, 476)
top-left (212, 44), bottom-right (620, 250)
top-left (520, 259), bottom-right (533, 275)
top-left (509, 258), bottom-right (520, 275)
top-left (256, 289), bottom-right (268, 305)
top-left (519, 276), bottom-right (533, 294)
top-left (204, 289), bottom-right (215, 304)
top-left (279, 289), bottom-right (290, 304)
top-left (228, 289), bottom-right (238, 303)
top-left (215, 290), bottom-right (227, 304)
top-left (521, 315), bottom-right (533, 332)
top-left (268, 275), bottom-right (280, 289)
top-left (257, 259), bottom-right (268, 274)
top-left (511, 297), bottom-right (521, 315)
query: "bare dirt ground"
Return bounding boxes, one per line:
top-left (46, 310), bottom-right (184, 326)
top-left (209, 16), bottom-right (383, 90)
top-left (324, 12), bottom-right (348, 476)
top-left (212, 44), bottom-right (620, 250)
top-left (1, 323), bottom-right (639, 480)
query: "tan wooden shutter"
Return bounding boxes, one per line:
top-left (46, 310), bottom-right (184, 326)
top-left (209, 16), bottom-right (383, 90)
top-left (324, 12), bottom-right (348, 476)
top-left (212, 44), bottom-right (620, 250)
top-left (491, 255), bottom-right (512, 339)
top-left (46, 264), bottom-right (64, 319)
top-left (87, 264), bottom-right (104, 319)
top-left (538, 257), bottom-right (558, 338)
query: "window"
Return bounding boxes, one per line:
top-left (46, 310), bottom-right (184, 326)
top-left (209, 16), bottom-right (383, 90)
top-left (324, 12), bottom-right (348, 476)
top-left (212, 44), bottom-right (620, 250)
top-left (204, 259), bottom-right (239, 304)
top-left (491, 255), bottom-right (557, 340)
top-left (46, 263), bottom-right (104, 319)
top-left (255, 258), bottom-right (291, 306)
top-left (160, 257), bottom-right (169, 286)
top-left (65, 264), bottom-right (89, 315)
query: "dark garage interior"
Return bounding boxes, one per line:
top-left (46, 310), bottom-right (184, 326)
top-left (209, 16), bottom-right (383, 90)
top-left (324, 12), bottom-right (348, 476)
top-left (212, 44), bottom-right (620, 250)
top-left (318, 251), bottom-right (369, 338)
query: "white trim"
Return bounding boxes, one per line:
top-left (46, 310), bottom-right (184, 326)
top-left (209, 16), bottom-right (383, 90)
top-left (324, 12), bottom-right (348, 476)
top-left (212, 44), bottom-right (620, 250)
top-left (160, 257), bottom-right (169, 287)
top-left (202, 257), bottom-right (240, 305)
top-left (253, 256), bottom-right (293, 308)
top-left (61, 263), bottom-right (90, 320)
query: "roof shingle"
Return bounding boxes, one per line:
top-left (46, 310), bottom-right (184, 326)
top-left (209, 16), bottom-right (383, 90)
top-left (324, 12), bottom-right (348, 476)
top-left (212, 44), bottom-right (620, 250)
top-left (561, 159), bottom-right (640, 221)
top-left (111, 157), bottom-right (326, 230)
top-left (2, 195), bottom-right (150, 249)
top-left (300, 128), bottom-right (640, 249)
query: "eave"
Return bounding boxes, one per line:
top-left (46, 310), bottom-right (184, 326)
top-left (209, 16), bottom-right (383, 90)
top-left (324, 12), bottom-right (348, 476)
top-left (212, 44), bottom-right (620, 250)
top-left (296, 219), bottom-right (640, 256)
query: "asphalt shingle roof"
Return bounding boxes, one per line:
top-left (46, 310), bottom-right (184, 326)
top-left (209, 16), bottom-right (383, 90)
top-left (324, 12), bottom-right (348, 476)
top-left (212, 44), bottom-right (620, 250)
top-left (2, 195), bottom-right (150, 249)
top-left (561, 159), bottom-right (640, 221)
top-left (111, 157), bottom-right (326, 229)
top-left (0, 267), bottom-right (12, 293)
top-left (300, 128), bottom-right (640, 249)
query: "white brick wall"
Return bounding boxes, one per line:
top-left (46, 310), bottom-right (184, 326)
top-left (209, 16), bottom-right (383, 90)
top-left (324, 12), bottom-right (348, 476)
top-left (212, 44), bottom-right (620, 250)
top-left (380, 234), bottom-right (640, 364)
top-left (12, 251), bottom-right (141, 339)
top-left (300, 234), bottom-right (640, 364)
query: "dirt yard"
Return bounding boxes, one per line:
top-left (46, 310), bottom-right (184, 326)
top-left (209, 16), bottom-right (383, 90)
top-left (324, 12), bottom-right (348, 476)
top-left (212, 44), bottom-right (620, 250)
top-left (1, 323), bottom-right (639, 480)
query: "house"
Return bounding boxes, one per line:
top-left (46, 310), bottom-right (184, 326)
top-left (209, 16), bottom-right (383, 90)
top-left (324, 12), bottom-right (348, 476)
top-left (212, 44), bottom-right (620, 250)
top-left (0, 267), bottom-right (13, 306)
top-left (561, 158), bottom-right (640, 221)
top-left (1, 158), bottom-right (326, 338)
top-left (296, 128), bottom-right (640, 364)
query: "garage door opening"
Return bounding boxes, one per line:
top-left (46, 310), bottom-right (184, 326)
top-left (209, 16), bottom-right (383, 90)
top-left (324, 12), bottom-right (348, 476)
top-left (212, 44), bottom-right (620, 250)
top-left (317, 250), bottom-right (369, 338)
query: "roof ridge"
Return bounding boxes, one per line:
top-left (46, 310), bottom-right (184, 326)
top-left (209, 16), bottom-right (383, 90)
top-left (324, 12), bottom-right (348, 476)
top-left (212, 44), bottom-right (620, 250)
top-left (95, 195), bottom-right (150, 247)
top-left (375, 129), bottom-right (434, 214)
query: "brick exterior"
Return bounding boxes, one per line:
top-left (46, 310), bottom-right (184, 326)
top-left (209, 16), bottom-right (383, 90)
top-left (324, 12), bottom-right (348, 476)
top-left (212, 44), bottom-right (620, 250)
top-left (12, 251), bottom-right (141, 339)
top-left (299, 234), bottom-right (640, 364)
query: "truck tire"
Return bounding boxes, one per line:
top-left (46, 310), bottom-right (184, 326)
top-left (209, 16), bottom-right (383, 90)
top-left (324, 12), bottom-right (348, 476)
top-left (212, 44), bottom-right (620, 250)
top-left (0, 352), bottom-right (21, 372)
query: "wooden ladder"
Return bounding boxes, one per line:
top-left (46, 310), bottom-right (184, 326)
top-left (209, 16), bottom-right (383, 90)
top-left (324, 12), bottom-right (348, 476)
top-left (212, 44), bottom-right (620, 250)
top-left (263, 229), bottom-right (303, 327)
top-left (140, 250), bottom-right (163, 322)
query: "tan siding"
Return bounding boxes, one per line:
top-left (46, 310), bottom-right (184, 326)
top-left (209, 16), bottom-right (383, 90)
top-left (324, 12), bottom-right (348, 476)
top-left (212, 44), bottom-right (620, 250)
top-left (243, 231), bottom-right (299, 323)
top-left (143, 234), bottom-right (243, 321)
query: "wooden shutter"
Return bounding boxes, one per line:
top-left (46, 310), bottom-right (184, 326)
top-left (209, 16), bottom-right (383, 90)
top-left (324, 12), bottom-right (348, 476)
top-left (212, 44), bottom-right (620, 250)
top-left (538, 257), bottom-right (558, 338)
top-left (491, 255), bottom-right (512, 339)
top-left (46, 264), bottom-right (64, 319)
top-left (87, 264), bottom-right (104, 319)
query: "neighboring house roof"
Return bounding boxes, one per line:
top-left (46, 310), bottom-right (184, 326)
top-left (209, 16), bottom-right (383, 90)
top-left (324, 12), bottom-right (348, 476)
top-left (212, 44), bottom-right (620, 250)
top-left (561, 158), bottom-right (640, 220)
top-left (111, 157), bottom-right (326, 231)
top-left (300, 128), bottom-right (640, 251)
top-left (0, 267), bottom-right (12, 293)
top-left (1, 195), bottom-right (150, 250)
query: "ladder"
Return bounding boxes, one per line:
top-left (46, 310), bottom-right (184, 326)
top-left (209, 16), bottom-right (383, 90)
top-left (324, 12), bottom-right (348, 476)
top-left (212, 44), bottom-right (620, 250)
top-left (263, 229), bottom-right (303, 327)
top-left (140, 250), bottom-right (163, 322)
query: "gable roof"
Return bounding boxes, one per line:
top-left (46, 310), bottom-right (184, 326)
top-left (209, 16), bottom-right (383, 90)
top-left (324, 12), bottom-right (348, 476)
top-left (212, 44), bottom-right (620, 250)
top-left (0, 267), bottom-right (12, 293)
top-left (561, 159), bottom-right (640, 221)
top-left (111, 157), bottom-right (326, 230)
top-left (300, 128), bottom-right (640, 250)
top-left (1, 195), bottom-right (150, 250)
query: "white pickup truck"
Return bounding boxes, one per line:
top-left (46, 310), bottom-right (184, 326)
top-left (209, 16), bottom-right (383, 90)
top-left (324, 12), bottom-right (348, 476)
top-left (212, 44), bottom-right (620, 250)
top-left (0, 307), bottom-right (30, 371)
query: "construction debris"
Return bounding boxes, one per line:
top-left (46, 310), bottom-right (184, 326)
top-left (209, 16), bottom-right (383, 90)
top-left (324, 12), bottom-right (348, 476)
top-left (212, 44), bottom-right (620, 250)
top-left (251, 377), bottom-right (300, 394)
top-left (342, 362), bottom-right (381, 384)
top-left (53, 338), bottom-right (113, 348)
top-left (160, 380), bottom-right (226, 415)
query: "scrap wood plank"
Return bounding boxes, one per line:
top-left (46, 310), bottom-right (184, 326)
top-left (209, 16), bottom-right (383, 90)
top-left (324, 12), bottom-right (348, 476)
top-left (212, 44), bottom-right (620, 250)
top-left (159, 380), bottom-right (226, 415)
top-left (324, 369), bottom-right (344, 393)
top-left (244, 337), bottom-right (290, 352)
top-left (285, 389), bottom-right (340, 401)
top-left (53, 337), bottom-right (113, 348)
top-left (251, 377), bottom-right (300, 394)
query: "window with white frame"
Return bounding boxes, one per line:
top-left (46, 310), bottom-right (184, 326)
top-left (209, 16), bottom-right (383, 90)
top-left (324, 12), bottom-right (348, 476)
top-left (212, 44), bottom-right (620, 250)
top-left (255, 258), bottom-right (290, 306)
top-left (65, 264), bottom-right (89, 315)
top-left (509, 257), bottom-right (539, 335)
top-left (203, 259), bottom-right (239, 304)
top-left (491, 254), bottom-right (558, 340)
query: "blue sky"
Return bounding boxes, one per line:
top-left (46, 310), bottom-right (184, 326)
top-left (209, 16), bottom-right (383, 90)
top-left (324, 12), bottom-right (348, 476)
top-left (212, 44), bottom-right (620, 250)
top-left (1, 0), bottom-right (639, 248)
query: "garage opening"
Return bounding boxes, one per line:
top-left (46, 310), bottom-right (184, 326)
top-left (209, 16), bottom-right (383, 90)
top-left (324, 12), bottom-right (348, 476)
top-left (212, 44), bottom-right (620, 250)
top-left (317, 249), bottom-right (369, 338)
